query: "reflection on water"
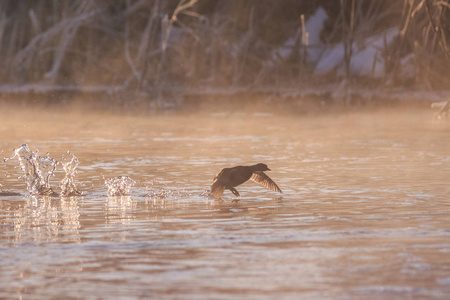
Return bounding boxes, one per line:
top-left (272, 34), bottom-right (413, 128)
top-left (0, 108), bottom-right (450, 299)
top-left (105, 196), bottom-right (136, 225)
top-left (8, 196), bottom-right (80, 244)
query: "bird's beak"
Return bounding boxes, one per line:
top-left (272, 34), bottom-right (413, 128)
top-left (267, 168), bottom-right (271, 171)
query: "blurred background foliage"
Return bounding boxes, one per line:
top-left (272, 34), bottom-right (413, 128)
top-left (0, 0), bottom-right (448, 100)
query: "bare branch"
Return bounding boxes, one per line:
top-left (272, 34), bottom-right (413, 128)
top-left (15, 10), bottom-right (99, 68)
top-left (433, 1), bottom-right (450, 9)
top-left (124, 14), bottom-right (141, 82)
top-left (425, 0), bottom-right (450, 61)
top-left (411, 0), bottom-right (426, 17)
top-left (44, 25), bottom-right (80, 80)
top-left (400, 0), bottom-right (414, 36)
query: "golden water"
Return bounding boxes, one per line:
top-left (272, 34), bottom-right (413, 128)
top-left (0, 107), bottom-right (449, 299)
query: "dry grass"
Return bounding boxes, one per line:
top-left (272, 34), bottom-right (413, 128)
top-left (0, 0), bottom-right (448, 108)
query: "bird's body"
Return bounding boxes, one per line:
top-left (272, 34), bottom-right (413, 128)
top-left (210, 163), bottom-right (282, 199)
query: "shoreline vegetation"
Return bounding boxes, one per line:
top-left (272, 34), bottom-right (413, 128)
top-left (0, 1), bottom-right (449, 112)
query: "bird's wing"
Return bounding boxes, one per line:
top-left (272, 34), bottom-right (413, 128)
top-left (210, 169), bottom-right (228, 198)
top-left (210, 180), bottom-right (225, 199)
top-left (250, 171), bottom-right (282, 193)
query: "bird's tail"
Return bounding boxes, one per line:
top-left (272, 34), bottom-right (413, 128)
top-left (210, 181), bottom-right (225, 199)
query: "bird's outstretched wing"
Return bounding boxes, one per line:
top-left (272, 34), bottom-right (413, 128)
top-left (250, 171), bottom-right (282, 193)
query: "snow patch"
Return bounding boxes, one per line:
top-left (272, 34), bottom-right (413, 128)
top-left (275, 7), bottom-right (328, 62)
top-left (315, 27), bottom-right (399, 77)
top-left (305, 7), bottom-right (327, 46)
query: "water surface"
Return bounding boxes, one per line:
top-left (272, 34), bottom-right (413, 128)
top-left (0, 108), bottom-right (449, 299)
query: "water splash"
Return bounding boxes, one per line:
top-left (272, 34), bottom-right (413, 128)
top-left (4, 144), bottom-right (57, 195)
top-left (146, 188), bottom-right (171, 200)
top-left (105, 176), bottom-right (135, 196)
top-left (60, 151), bottom-right (82, 197)
top-left (144, 186), bottom-right (207, 200)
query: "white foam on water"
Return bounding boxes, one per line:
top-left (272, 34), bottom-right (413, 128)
top-left (105, 176), bottom-right (135, 196)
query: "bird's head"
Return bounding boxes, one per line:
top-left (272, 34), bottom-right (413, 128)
top-left (254, 163), bottom-right (270, 171)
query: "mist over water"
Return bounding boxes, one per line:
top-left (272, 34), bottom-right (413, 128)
top-left (0, 107), bottom-right (449, 299)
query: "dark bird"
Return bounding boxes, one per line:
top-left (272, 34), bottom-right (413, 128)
top-left (210, 163), bottom-right (282, 199)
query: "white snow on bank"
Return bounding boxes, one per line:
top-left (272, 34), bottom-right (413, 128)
top-left (305, 7), bottom-right (327, 46)
top-left (315, 27), bottom-right (399, 77)
top-left (275, 6), bottom-right (402, 79)
top-left (305, 7), bottom-right (328, 62)
top-left (275, 7), bottom-right (328, 62)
